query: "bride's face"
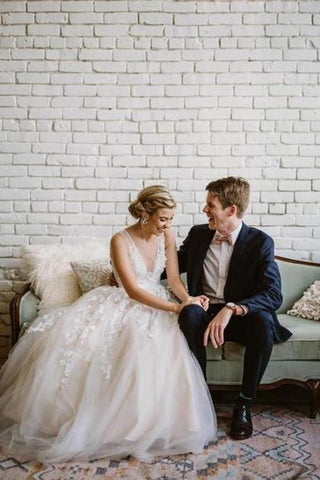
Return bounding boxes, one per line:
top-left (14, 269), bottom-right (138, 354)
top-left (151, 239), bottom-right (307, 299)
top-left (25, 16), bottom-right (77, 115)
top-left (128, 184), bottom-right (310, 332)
top-left (148, 208), bottom-right (175, 236)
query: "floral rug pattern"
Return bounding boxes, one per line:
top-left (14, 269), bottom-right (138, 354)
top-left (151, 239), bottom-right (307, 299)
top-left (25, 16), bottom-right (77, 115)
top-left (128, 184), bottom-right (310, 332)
top-left (0, 405), bottom-right (319, 480)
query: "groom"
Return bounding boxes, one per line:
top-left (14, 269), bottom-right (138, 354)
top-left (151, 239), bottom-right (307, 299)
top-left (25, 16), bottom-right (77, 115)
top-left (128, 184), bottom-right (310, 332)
top-left (177, 176), bottom-right (292, 440)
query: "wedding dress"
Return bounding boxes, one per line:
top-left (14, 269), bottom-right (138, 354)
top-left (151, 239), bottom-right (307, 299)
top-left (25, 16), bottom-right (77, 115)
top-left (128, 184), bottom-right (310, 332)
top-left (0, 230), bottom-right (216, 463)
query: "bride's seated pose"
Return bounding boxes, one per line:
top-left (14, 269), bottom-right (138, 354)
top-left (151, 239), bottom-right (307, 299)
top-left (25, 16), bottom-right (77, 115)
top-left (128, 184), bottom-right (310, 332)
top-left (0, 185), bottom-right (217, 463)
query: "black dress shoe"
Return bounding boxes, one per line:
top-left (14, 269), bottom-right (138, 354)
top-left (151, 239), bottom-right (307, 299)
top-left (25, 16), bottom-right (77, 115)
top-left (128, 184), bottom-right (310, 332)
top-left (229, 404), bottom-right (253, 440)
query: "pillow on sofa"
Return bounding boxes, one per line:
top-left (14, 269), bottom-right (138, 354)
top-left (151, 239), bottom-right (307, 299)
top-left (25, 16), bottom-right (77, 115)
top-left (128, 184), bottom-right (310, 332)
top-left (71, 259), bottom-right (111, 294)
top-left (20, 241), bottom-right (109, 315)
top-left (287, 280), bottom-right (320, 321)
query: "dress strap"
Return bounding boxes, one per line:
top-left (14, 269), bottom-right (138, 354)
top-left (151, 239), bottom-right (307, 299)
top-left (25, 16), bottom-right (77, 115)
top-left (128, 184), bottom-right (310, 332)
top-left (120, 229), bottom-right (135, 248)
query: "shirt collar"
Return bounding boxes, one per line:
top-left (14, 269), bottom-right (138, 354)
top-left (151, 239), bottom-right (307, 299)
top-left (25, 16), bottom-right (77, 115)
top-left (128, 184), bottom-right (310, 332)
top-left (214, 221), bottom-right (242, 246)
top-left (229, 221), bottom-right (242, 246)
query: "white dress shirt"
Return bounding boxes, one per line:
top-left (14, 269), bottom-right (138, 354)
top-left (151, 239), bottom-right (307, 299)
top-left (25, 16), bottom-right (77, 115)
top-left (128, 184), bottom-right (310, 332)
top-left (202, 222), bottom-right (243, 305)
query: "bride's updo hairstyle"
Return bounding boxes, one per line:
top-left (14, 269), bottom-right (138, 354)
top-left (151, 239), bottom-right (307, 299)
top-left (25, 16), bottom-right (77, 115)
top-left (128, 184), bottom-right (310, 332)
top-left (129, 185), bottom-right (176, 219)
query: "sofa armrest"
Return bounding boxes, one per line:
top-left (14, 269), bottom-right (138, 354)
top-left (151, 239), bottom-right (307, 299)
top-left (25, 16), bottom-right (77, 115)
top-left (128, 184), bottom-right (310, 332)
top-left (275, 256), bottom-right (320, 314)
top-left (10, 284), bottom-right (40, 346)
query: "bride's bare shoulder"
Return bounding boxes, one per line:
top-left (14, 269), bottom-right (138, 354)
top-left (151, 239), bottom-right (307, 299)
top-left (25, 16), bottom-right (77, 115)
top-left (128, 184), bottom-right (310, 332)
top-left (110, 231), bottom-right (125, 248)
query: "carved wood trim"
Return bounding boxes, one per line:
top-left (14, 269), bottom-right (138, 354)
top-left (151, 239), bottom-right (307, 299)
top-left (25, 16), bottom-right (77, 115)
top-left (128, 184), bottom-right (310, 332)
top-left (306, 379), bottom-right (320, 419)
top-left (275, 255), bottom-right (320, 267)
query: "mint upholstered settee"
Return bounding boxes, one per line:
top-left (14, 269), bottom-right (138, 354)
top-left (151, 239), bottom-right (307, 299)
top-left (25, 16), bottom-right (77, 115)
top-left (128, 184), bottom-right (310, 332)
top-left (10, 256), bottom-right (320, 418)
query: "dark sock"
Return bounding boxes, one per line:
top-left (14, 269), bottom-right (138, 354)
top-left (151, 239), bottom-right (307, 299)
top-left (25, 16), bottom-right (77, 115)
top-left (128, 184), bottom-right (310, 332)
top-left (236, 392), bottom-right (253, 408)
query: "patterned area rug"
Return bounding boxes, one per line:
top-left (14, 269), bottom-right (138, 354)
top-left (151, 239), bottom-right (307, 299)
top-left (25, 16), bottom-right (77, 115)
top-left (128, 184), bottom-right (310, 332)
top-left (0, 404), bottom-right (319, 480)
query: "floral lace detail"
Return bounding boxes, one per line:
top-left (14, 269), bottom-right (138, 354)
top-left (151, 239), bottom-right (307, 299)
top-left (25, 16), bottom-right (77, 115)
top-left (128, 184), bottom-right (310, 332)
top-left (59, 294), bottom-right (99, 383)
top-left (27, 230), bottom-right (171, 386)
top-left (119, 229), bottom-right (167, 287)
top-left (27, 309), bottom-right (65, 333)
top-left (99, 300), bottom-right (155, 381)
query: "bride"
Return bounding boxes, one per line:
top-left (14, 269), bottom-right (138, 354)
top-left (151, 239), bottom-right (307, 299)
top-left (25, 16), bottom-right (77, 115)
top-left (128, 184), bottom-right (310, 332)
top-left (0, 185), bottom-right (217, 463)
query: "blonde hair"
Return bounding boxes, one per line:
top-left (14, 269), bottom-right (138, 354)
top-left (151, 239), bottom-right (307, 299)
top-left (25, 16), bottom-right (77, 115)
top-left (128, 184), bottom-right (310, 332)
top-left (206, 176), bottom-right (250, 218)
top-left (129, 185), bottom-right (176, 219)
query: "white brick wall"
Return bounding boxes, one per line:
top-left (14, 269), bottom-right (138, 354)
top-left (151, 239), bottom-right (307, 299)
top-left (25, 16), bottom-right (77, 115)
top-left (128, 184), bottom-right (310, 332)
top-left (1, 0), bottom-right (320, 359)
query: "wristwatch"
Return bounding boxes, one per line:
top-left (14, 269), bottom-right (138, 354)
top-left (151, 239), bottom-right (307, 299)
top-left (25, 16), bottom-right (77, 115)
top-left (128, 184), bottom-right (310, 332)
top-left (225, 302), bottom-right (238, 315)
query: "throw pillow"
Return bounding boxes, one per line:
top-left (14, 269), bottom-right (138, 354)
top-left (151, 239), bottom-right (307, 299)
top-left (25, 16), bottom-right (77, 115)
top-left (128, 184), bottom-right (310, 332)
top-left (71, 259), bottom-right (112, 294)
top-left (287, 280), bottom-right (320, 321)
top-left (20, 241), bottom-right (109, 314)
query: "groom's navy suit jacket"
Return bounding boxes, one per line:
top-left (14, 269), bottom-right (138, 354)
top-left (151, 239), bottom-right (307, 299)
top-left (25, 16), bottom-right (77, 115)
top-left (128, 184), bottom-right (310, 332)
top-left (177, 223), bottom-right (292, 343)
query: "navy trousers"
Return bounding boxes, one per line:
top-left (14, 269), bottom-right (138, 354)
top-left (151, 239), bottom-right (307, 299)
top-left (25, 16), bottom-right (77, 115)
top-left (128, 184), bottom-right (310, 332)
top-left (178, 303), bottom-right (274, 399)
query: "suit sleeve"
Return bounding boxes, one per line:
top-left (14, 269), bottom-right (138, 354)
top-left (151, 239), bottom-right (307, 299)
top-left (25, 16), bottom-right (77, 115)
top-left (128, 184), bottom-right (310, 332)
top-left (239, 236), bottom-right (282, 313)
top-left (161, 227), bottom-right (193, 280)
top-left (177, 227), bottom-right (194, 274)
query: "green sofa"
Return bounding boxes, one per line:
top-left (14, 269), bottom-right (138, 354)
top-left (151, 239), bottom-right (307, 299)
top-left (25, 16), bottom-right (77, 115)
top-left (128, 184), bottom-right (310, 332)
top-left (10, 256), bottom-right (320, 418)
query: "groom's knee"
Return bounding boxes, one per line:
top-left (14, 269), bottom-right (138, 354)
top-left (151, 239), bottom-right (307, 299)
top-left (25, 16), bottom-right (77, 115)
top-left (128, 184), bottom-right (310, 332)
top-left (178, 304), bottom-right (206, 332)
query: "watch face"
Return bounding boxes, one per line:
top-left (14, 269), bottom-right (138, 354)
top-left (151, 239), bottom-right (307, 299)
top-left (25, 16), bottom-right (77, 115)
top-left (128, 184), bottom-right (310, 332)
top-left (226, 302), bottom-right (237, 313)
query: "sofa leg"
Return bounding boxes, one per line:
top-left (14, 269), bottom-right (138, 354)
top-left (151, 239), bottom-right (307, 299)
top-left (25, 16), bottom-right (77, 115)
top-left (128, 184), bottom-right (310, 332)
top-left (306, 379), bottom-right (320, 419)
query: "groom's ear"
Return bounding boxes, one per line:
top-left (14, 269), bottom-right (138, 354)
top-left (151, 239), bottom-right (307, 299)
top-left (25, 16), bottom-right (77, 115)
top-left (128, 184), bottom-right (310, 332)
top-left (228, 205), bottom-right (237, 217)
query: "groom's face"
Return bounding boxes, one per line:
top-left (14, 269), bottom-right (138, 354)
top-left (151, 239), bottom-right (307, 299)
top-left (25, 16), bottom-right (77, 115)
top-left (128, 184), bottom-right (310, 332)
top-left (203, 192), bottom-right (230, 231)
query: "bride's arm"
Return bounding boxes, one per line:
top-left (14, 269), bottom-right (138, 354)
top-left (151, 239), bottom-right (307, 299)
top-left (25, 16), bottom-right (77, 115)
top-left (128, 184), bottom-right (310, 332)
top-left (110, 233), bottom-right (190, 314)
top-left (164, 230), bottom-right (209, 309)
top-left (164, 229), bottom-right (190, 302)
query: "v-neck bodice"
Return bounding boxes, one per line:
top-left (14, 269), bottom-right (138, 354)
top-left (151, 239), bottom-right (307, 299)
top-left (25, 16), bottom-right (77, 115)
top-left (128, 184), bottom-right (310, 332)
top-left (122, 230), bottom-right (160, 273)
top-left (112, 229), bottom-right (167, 290)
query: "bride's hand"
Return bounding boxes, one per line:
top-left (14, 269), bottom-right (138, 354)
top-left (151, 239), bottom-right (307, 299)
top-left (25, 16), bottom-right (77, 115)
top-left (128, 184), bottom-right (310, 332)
top-left (188, 295), bottom-right (209, 311)
top-left (176, 295), bottom-right (209, 313)
top-left (176, 297), bottom-right (194, 313)
top-left (195, 295), bottom-right (209, 311)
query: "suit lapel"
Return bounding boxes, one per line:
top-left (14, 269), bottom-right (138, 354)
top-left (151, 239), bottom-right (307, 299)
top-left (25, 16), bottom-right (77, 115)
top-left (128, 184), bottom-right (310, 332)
top-left (230, 223), bottom-right (248, 266)
top-left (191, 228), bottom-right (214, 292)
top-left (225, 223), bottom-right (249, 293)
top-left (198, 228), bottom-right (215, 262)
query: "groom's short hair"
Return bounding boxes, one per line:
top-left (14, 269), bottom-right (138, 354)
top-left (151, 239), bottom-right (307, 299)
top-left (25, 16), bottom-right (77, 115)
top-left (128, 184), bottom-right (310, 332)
top-left (206, 176), bottom-right (250, 218)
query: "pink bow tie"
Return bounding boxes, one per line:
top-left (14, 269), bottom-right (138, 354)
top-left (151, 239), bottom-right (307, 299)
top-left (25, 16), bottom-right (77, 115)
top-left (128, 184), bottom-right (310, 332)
top-left (214, 232), bottom-right (232, 246)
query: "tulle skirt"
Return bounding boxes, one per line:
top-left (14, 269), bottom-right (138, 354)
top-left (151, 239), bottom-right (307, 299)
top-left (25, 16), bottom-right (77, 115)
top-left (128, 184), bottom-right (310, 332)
top-left (0, 285), bottom-right (216, 463)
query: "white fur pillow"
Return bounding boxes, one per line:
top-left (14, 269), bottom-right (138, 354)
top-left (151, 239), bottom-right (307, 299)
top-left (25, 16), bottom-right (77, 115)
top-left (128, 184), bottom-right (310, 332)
top-left (20, 241), bottom-right (109, 314)
top-left (71, 259), bottom-right (112, 294)
top-left (287, 280), bottom-right (320, 321)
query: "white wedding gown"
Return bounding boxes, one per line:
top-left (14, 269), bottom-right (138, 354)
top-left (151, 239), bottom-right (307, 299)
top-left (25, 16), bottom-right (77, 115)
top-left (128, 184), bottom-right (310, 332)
top-left (0, 230), bottom-right (216, 463)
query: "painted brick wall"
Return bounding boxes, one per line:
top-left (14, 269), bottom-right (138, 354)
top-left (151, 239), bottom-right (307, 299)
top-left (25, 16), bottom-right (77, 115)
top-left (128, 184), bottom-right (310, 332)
top-left (1, 0), bottom-right (320, 360)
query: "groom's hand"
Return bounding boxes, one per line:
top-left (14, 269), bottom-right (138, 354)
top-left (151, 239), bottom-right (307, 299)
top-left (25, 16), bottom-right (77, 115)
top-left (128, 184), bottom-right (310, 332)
top-left (203, 307), bottom-right (233, 348)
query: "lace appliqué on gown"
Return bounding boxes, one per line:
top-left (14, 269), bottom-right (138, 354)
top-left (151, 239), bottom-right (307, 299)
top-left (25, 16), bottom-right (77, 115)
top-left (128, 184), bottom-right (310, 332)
top-left (27, 230), bottom-right (171, 384)
top-left (0, 229), bottom-right (217, 463)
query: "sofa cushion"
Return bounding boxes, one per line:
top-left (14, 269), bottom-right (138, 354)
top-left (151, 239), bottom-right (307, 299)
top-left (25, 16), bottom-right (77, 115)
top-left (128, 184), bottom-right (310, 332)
top-left (276, 258), bottom-right (320, 314)
top-left (206, 345), bottom-right (223, 360)
top-left (19, 290), bottom-right (39, 326)
top-left (71, 259), bottom-right (111, 294)
top-left (223, 314), bottom-right (320, 361)
top-left (206, 359), bottom-right (320, 385)
top-left (20, 241), bottom-right (109, 314)
top-left (287, 280), bottom-right (320, 321)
